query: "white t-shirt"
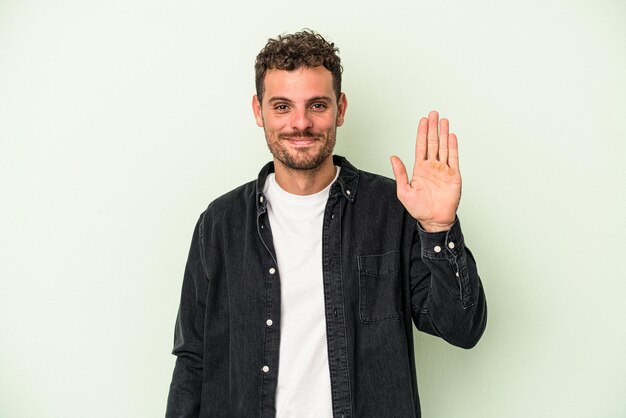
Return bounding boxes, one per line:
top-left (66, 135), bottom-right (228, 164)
top-left (263, 168), bottom-right (340, 418)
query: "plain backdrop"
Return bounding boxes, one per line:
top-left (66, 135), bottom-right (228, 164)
top-left (1, 0), bottom-right (625, 417)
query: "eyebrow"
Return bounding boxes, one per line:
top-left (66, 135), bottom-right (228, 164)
top-left (307, 96), bottom-right (333, 103)
top-left (267, 96), bottom-right (293, 104)
top-left (267, 96), bottom-right (334, 104)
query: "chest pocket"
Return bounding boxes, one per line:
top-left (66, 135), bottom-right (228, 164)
top-left (357, 250), bottom-right (402, 323)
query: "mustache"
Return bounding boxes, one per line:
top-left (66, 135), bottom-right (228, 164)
top-left (278, 129), bottom-right (320, 140)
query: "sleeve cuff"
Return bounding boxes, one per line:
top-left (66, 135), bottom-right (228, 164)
top-left (417, 217), bottom-right (465, 259)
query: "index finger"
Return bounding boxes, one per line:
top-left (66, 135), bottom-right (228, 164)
top-left (415, 117), bottom-right (428, 162)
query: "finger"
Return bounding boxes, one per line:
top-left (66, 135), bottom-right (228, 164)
top-left (427, 110), bottom-right (439, 160)
top-left (439, 118), bottom-right (449, 164)
top-left (390, 155), bottom-right (410, 198)
top-left (415, 117), bottom-right (428, 162)
top-left (448, 133), bottom-right (459, 170)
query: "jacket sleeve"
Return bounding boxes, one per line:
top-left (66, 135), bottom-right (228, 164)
top-left (409, 217), bottom-right (487, 348)
top-left (166, 214), bottom-right (208, 417)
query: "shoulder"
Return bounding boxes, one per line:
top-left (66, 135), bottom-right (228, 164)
top-left (352, 168), bottom-right (398, 204)
top-left (357, 169), bottom-right (396, 192)
top-left (348, 166), bottom-right (403, 212)
top-left (336, 156), bottom-right (396, 198)
top-left (197, 179), bottom-right (257, 229)
top-left (192, 178), bottom-right (258, 243)
top-left (209, 179), bottom-right (256, 211)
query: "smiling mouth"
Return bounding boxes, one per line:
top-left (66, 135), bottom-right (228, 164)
top-left (280, 132), bottom-right (321, 147)
top-left (286, 138), bottom-right (318, 146)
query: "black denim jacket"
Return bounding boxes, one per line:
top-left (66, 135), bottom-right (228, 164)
top-left (166, 156), bottom-right (487, 418)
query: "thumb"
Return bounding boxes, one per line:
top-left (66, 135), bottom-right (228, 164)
top-left (390, 155), bottom-right (409, 191)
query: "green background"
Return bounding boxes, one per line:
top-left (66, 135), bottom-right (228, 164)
top-left (1, 0), bottom-right (625, 416)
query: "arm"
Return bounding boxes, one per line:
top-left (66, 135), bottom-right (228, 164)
top-left (166, 215), bottom-right (208, 417)
top-left (391, 111), bottom-right (486, 347)
top-left (409, 218), bottom-right (487, 348)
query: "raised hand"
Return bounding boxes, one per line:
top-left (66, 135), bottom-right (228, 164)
top-left (390, 111), bottom-right (461, 233)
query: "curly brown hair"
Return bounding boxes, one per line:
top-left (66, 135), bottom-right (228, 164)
top-left (254, 30), bottom-right (342, 103)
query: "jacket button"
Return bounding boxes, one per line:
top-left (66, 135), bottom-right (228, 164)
top-left (269, 267), bottom-right (276, 275)
top-left (262, 365), bottom-right (269, 373)
top-left (266, 319), bottom-right (273, 326)
top-left (434, 245), bottom-right (442, 253)
top-left (448, 241), bottom-right (455, 249)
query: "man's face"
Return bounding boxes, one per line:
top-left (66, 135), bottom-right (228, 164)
top-left (252, 66), bottom-right (347, 171)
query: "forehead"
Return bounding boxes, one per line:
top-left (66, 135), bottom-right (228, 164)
top-left (262, 66), bottom-right (334, 101)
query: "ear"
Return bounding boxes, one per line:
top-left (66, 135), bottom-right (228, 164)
top-left (252, 95), bottom-right (264, 127)
top-left (336, 93), bottom-right (348, 127)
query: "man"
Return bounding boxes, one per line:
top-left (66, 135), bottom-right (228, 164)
top-left (166, 30), bottom-right (487, 418)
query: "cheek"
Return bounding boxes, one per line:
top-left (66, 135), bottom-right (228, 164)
top-left (263, 115), bottom-right (287, 131)
top-left (315, 115), bottom-right (337, 131)
top-left (323, 122), bottom-right (338, 135)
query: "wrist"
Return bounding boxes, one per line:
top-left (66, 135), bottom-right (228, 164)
top-left (418, 220), bottom-right (455, 233)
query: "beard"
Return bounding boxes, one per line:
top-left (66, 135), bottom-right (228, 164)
top-left (265, 127), bottom-right (336, 171)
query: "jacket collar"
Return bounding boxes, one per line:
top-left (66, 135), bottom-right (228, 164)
top-left (255, 155), bottom-right (359, 212)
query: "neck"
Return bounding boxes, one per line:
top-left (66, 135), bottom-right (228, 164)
top-left (273, 157), bottom-right (336, 195)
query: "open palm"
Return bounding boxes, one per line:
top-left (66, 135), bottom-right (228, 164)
top-left (390, 111), bottom-right (461, 233)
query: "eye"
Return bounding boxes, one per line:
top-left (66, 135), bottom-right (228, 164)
top-left (273, 104), bottom-right (290, 112)
top-left (310, 103), bottom-right (327, 111)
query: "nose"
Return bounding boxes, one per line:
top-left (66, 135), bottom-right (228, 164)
top-left (290, 107), bottom-right (313, 131)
